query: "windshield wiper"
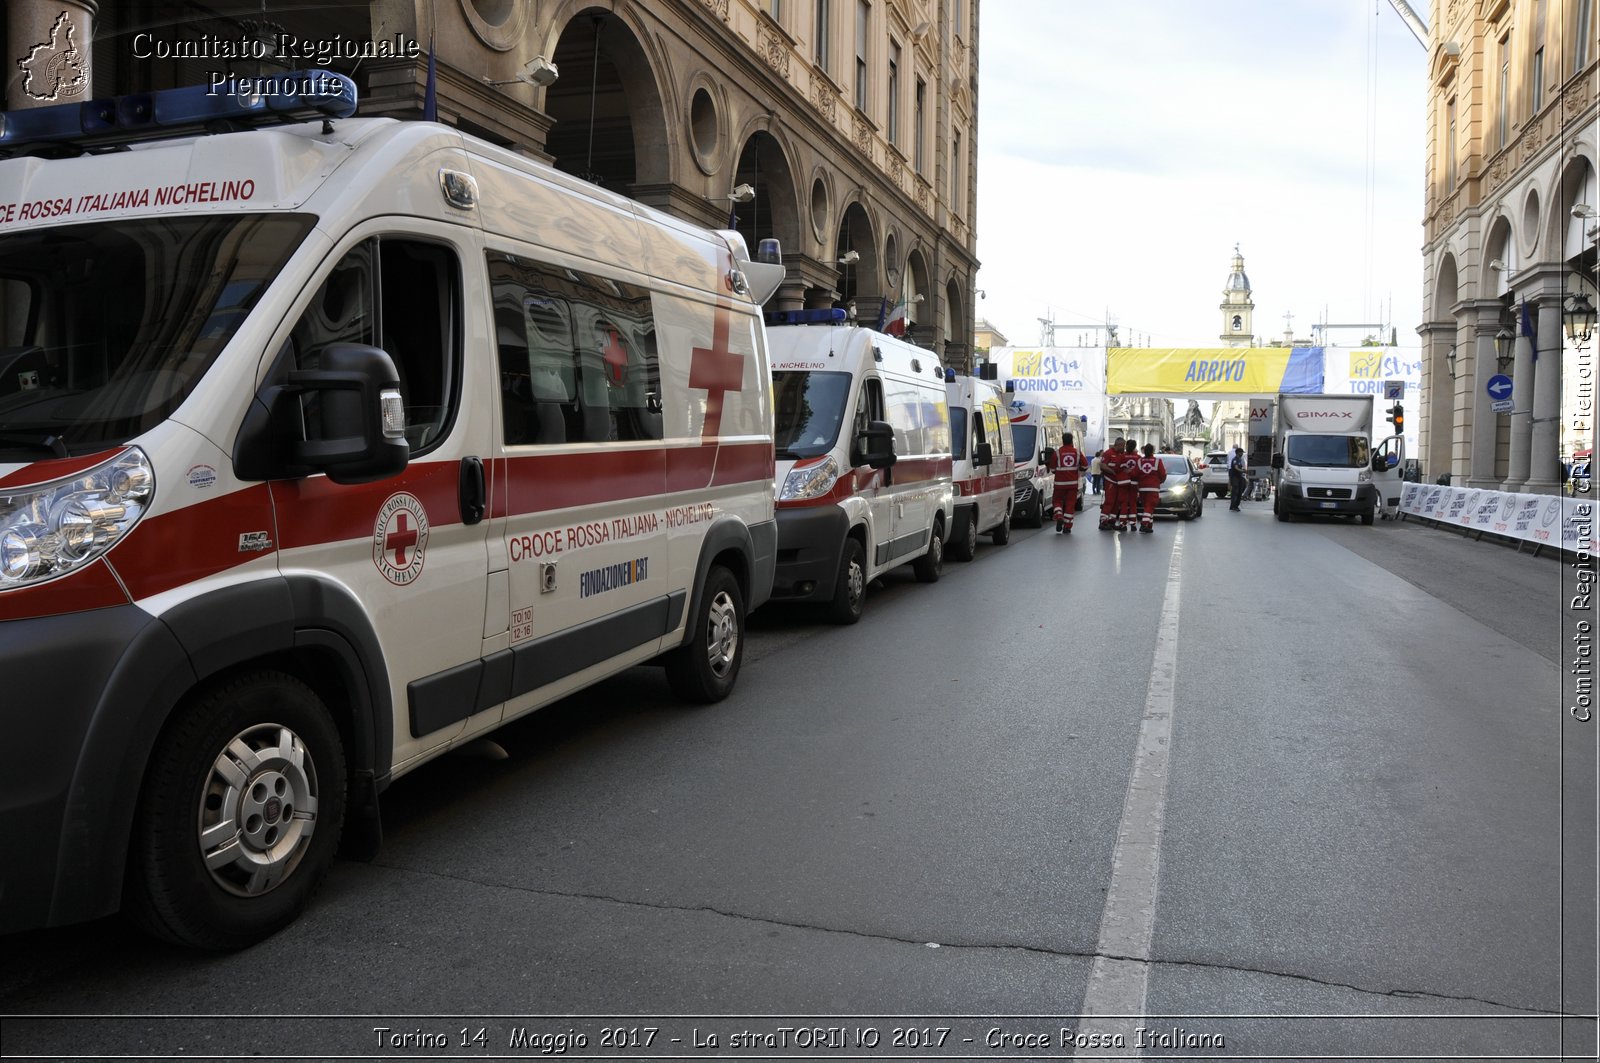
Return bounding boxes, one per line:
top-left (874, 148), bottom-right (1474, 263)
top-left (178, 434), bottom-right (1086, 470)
top-left (0, 432), bottom-right (70, 458)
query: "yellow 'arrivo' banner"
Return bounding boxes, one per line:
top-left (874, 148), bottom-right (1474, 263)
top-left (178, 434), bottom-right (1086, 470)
top-left (1106, 347), bottom-right (1309, 394)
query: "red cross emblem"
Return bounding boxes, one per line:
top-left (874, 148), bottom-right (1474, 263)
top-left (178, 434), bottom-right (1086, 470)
top-left (373, 492), bottom-right (429, 585)
top-left (386, 513), bottom-right (419, 566)
top-left (689, 302), bottom-right (744, 439)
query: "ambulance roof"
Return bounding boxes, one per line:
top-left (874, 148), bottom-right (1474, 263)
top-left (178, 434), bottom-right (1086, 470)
top-left (0, 114), bottom-right (745, 301)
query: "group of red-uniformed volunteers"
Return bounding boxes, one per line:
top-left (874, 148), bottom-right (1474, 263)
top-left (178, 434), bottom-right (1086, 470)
top-left (1044, 436), bottom-right (1167, 535)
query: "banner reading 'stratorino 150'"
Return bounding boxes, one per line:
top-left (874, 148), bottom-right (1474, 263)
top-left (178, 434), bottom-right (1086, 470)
top-left (1106, 347), bottom-right (1324, 395)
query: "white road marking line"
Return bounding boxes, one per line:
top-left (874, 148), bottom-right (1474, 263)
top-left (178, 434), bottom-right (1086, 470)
top-left (1077, 527), bottom-right (1184, 1055)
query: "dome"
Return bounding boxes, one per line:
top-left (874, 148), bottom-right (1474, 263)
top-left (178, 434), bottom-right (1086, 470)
top-left (1223, 245), bottom-right (1250, 293)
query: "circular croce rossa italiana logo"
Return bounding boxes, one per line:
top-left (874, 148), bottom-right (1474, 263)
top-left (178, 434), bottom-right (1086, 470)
top-left (373, 492), bottom-right (430, 585)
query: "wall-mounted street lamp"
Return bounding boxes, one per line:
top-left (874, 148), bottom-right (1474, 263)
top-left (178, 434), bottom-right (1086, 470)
top-left (1566, 292), bottom-right (1596, 344)
top-left (1445, 345), bottom-right (1458, 380)
top-left (1494, 326), bottom-right (1515, 371)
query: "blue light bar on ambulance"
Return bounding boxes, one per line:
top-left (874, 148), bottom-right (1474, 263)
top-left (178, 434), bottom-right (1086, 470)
top-left (0, 73), bottom-right (357, 153)
top-left (764, 308), bottom-right (847, 327)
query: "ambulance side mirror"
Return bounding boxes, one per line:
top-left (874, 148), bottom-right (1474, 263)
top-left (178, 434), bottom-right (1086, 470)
top-left (234, 343), bottom-right (410, 484)
top-left (857, 419), bottom-right (897, 470)
top-left (1271, 453), bottom-right (1284, 470)
top-left (1040, 447), bottom-right (1057, 468)
top-left (974, 441), bottom-right (994, 466)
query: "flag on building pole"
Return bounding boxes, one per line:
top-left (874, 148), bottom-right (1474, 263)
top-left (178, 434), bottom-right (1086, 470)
top-left (1521, 299), bottom-right (1536, 361)
top-left (422, 37), bottom-right (438, 122)
top-left (882, 296), bottom-right (909, 337)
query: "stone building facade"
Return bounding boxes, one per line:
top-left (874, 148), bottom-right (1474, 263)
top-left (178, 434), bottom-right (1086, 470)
top-left (1419, 0), bottom-right (1597, 489)
top-left (3, 0), bottom-right (982, 367)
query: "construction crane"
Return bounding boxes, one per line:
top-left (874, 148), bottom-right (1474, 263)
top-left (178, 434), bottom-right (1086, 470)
top-left (1386, 0), bottom-right (1429, 49)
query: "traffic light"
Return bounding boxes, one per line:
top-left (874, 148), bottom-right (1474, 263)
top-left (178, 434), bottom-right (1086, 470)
top-left (1387, 403), bottom-right (1404, 432)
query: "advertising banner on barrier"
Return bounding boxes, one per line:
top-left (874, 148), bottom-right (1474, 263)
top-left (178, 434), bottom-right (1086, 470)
top-left (1399, 483), bottom-right (1595, 552)
top-left (989, 347), bottom-right (1108, 452)
top-left (1105, 347), bottom-right (1323, 395)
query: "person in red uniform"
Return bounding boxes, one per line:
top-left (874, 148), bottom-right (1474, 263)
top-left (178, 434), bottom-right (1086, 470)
top-left (1098, 436), bottom-right (1125, 530)
top-left (1135, 443), bottom-right (1168, 533)
top-left (1114, 437), bottom-right (1139, 531)
top-left (1051, 431), bottom-right (1086, 533)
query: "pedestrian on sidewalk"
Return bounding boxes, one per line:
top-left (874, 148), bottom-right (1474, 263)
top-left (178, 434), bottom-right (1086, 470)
top-left (1051, 432), bottom-right (1086, 533)
top-left (1089, 453), bottom-right (1103, 495)
top-left (1135, 444), bottom-right (1167, 533)
top-left (1228, 445), bottom-right (1248, 511)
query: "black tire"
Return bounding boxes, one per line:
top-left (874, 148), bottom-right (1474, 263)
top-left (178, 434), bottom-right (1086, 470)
top-left (1360, 508), bottom-right (1376, 526)
top-left (992, 508), bottom-right (1011, 545)
top-left (1193, 497), bottom-right (1204, 519)
top-left (825, 538), bottom-right (867, 625)
top-left (125, 670), bottom-right (346, 951)
top-left (912, 519), bottom-right (944, 583)
top-left (1275, 499), bottom-right (1290, 522)
top-left (666, 564), bottom-right (744, 703)
top-left (949, 508), bottom-right (978, 562)
top-left (1024, 493), bottom-right (1044, 528)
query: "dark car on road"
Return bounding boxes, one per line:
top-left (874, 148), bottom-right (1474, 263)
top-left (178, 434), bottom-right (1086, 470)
top-left (1155, 454), bottom-right (1205, 520)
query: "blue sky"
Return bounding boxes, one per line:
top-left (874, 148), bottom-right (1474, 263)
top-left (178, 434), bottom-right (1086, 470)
top-left (974, 0), bottom-right (1428, 349)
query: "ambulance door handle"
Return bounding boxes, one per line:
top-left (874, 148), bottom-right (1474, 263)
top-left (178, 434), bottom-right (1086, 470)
top-left (459, 456), bottom-right (486, 526)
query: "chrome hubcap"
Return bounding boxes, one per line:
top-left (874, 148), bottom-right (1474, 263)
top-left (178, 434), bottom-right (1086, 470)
top-left (847, 560), bottom-right (864, 610)
top-left (705, 590), bottom-right (739, 678)
top-left (197, 724), bottom-right (319, 897)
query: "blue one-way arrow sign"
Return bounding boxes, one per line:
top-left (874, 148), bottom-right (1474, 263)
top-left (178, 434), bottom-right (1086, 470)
top-left (1486, 374), bottom-right (1513, 401)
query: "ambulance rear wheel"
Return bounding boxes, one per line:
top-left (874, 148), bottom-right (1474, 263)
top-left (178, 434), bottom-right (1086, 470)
top-left (826, 538), bottom-right (867, 625)
top-left (667, 565), bottom-right (744, 703)
top-left (992, 510), bottom-right (1011, 545)
top-left (912, 521), bottom-right (944, 583)
top-left (125, 670), bottom-right (346, 950)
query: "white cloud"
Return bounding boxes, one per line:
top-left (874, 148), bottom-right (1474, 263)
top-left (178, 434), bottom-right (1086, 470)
top-left (975, 0), bottom-right (1426, 349)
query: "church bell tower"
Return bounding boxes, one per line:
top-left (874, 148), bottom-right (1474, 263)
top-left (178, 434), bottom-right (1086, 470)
top-left (1219, 244), bottom-right (1254, 347)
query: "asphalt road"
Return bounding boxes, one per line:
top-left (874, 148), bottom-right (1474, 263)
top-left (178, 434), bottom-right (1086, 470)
top-left (3, 495), bottom-right (1594, 1061)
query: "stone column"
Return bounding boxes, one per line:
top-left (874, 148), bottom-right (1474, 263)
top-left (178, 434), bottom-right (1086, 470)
top-left (1464, 300), bottom-right (1506, 488)
top-left (1523, 295), bottom-right (1569, 494)
top-left (1417, 321), bottom-right (1455, 480)
top-left (1501, 304), bottom-right (1536, 492)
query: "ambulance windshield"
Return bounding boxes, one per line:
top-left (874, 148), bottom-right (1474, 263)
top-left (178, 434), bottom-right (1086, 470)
top-left (1011, 424), bottom-right (1037, 463)
top-left (772, 370), bottom-right (852, 459)
top-left (0, 214), bottom-right (313, 458)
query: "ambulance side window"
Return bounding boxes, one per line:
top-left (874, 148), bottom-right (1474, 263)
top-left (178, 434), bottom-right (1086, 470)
top-left (488, 250), bottom-right (662, 445)
top-left (280, 237), bottom-right (461, 455)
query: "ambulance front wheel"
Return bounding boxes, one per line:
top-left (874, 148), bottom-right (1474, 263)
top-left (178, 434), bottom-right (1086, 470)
top-left (667, 565), bottom-right (744, 703)
top-left (949, 510), bottom-right (978, 562)
top-left (126, 670), bottom-right (347, 950)
top-left (826, 538), bottom-right (867, 625)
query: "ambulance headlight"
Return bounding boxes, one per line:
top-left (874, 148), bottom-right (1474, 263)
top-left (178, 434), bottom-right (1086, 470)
top-left (1280, 465), bottom-right (1301, 485)
top-left (1357, 469), bottom-right (1373, 483)
top-left (0, 448), bottom-right (155, 589)
top-left (779, 455), bottom-right (841, 501)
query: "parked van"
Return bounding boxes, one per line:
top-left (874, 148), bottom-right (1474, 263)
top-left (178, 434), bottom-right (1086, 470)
top-left (945, 371), bottom-right (1015, 560)
top-left (767, 313), bottom-right (954, 623)
top-left (0, 77), bottom-right (783, 948)
top-left (1006, 398), bottom-right (1067, 526)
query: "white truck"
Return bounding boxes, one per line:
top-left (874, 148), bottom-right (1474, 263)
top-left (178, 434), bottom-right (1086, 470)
top-left (1269, 393), bottom-right (1405, 525)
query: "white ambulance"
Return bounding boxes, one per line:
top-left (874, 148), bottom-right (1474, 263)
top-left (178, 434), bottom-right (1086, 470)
top-left (766, 314), bottom-right (953, 623)
top-left (945, 370), bottom-right (1016, 560)
top-left (0, 77), bottom-right (782, 948)
top-left (1005, 398), bottom-right (1067, 527)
